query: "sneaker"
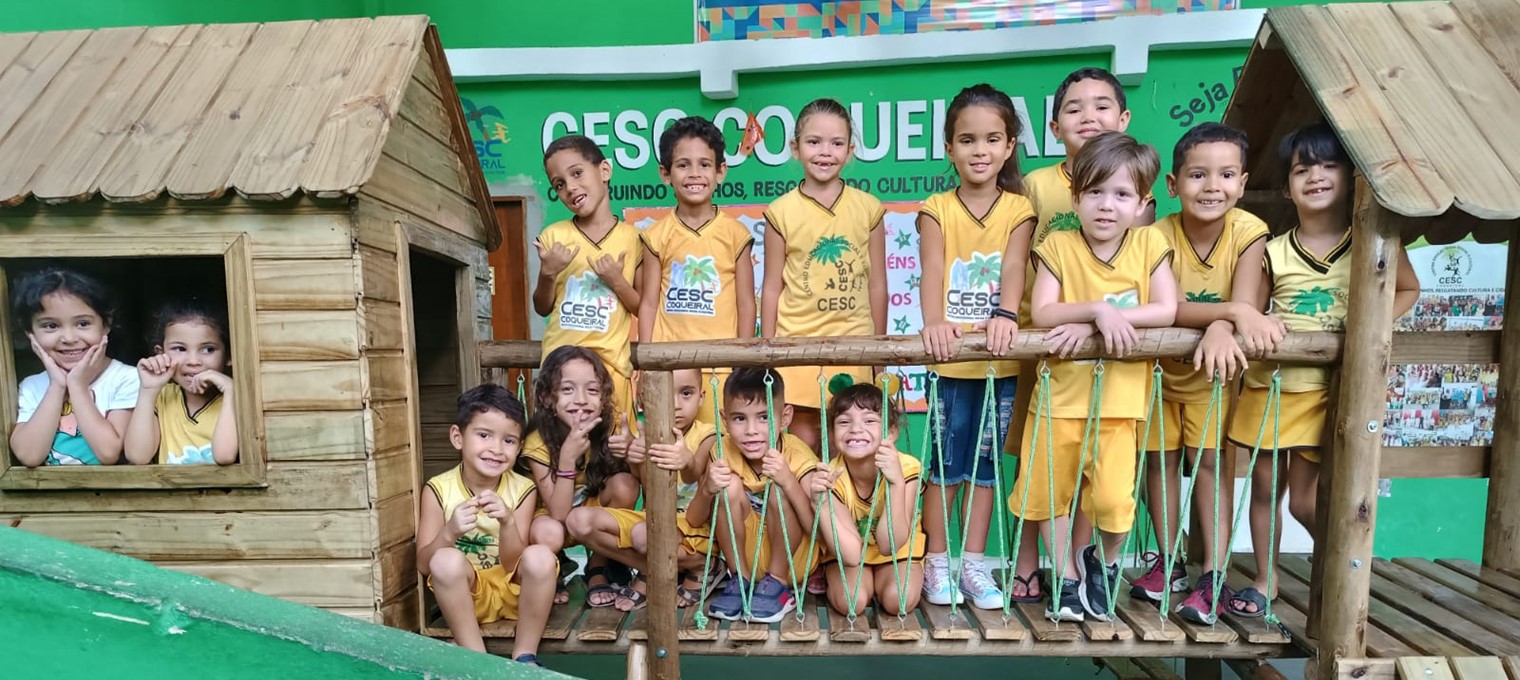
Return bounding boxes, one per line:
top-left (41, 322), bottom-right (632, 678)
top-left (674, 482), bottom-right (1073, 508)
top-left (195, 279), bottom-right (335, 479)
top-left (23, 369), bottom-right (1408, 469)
top-left (922, 556), bottom-right (964, 606)
top-left (959, 559), bottom-right (1005, 610)
top-left (1176, 570), bottom-right (1233, 625)
top-left (513, 654), bottom-right (543, 667)
top-left (707, 574), bottom-right (748, 621)
top-left (1050, 578), bottom-right (1084, 622)
top-left (746, 574), bottom-right (797, 623)
top-left (1129, 553), bottom-right (1189, 603)
top-left (1077, 545), bottom-right (1121, 622)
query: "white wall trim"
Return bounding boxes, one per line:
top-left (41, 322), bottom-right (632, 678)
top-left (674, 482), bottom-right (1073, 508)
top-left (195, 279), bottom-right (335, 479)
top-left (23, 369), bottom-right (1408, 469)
top-left (444, 9), bottom-right (1266, 100)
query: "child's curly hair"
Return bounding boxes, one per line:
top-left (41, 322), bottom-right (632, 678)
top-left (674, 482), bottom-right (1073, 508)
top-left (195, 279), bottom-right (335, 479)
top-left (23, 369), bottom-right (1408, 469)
top-left (527, 345), bottom-right (628, 496)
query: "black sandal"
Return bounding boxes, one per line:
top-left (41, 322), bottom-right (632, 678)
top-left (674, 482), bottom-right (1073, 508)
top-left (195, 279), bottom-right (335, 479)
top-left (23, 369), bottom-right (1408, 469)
top-left (1228, 587), bottom-right (1269, 619)
top-left (584, 566), bottom-right (618, 608)
top-left (616, 573), bottom-right (649, 612)
top-left (1009, 568), bottom-right (1048, 604)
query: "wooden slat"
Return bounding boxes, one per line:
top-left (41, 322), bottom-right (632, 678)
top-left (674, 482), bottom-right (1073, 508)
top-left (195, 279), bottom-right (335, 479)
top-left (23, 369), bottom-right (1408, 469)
top-left (1082, 616), bottom-right (1133, 642)
top-left (1218, 568), bottom-right (1292, 645)
top-left (542, 596), bottom-right (584, 641)
top-left (409, 42), bottom-right (441, 97)
top-left (299, 15), bottom-right (428, 197)
top-left (576, 605), bottom-right (626, 642)
top-left (376, 492), bottom-right (414, 551)
top-left (8, 210), bottom-right (354, 259)
top-left (624, 607), bottom-right (649, 641)
top-left (29, 26), bottom-right (196, 203)
top-left (0, 27), bottom-right (145, 205)
top-left (382, 113), bottom-right (471, 198)
top-left (677, 603), bottom-right (719, 641)
top-left (876, 609), bottom-right (924, 642)
top-left (265, 410), bottom-right (367, 461)
top-left (1360, 562), bottom-right (1512, 655)
top-left (260, 360), bottom-right (364, 411)
top-left (165, 20), bottom-right (315, 200)
top-left (0, 30), bottom-right (89, 149)
top-left (373, 444), bottom-right (414, 504)
top-left (96, 23), bottom-right (258, 202)
top-left (921, 602), bottom-right (976, 640)
top-left (1451, 0), bottom-right (1520, 89)
top-left (1244, 556), bottom-right (1424, 657)
top-left (367, 353), bottom-right (411, 402)
top-left (370, 399), bottom-right (413, 455)
top-left (359, 244), bottom-right (402, 303)
top-left (777, 595), bottom-right (821, 642)
top-left (379, 586), bottom-right (419, 630)
top-left (1171, 611), bottom-right (1238, 644)
top-left (395, 61), bottom-right (453, 150)
top-left (1269, 6), bottom-right (1451, 217)
top-left (378, 539), bottom-right (416, 602)
top-left (0, 461), bottom-right (370, 513)
top-left (258, 310), bottom-right (361, 360)
top-left (1326, 3), bottom-right (1520, 219)
top-left (162, 559), bottom-right (374, 607)
top-left (362, 300), bottom-right (407, 352)
top-left (1436, 559), bottom-right (1520, 601)
top-left (726, 619), bottom-right (771, 643)
top-left (827, 606), bottom-right (871, 643)
top-left (418, 27), bottom-right (499, 252)
top-left (1391, 1), bottom-right (1520, 206)
top-left (1449, 657), bottom-right (1507, 680)
top-left (1335, 658), bottom-right (1397, 680)
top-left (1503, 656), bottom-right (1520, 680)
top-left (0, 510), bottom-right (372, 560)
top-left (252, 258), bottom-right (358, 311)
top-left (362, 155), bottom-right (485, 244)
top-left (229, 18), bottom-right (371, 200)
top-left (1014, 600), bottom-right (1081, 642)
top-left (1392, 331), bottom-right (1499, 364)
top-left (0, 32), bottom-right (37, 74)
top-left (1116, 596), bottom-right (1186, 642)
top-left (1398, 658), bottom-right (1458, 680)
top-left (1395, 559), bottom-right (1520, 622)
top-left (1374, 559), bottom-right (1520, 645)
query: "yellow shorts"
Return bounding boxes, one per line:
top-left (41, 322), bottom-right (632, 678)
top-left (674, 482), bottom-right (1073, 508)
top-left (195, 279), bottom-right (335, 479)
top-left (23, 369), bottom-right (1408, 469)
top-left (775, 364), bottom-right (873, 410)
top-left (1009, 416), bottom-right (1138, 533)
top-left (823, 527), bottom-right (927, 566)
top-left (1142, 399), bottom-right (1229, 453)
top-left (591, 507), bottom-right (714, 554)
top-left (425, 563), bottom-right (522, 624)
top-left (693, 370), bottom-right (730, 426)
top-left (1228, 388), bottom-right (1329, 462)
top-left (698, 502), bottom-right (820, 578)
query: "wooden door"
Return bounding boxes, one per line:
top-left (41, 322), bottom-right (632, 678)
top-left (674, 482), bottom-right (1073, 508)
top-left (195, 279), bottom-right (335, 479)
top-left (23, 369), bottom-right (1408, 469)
top-left (487, 198), bottom-right (533, 395)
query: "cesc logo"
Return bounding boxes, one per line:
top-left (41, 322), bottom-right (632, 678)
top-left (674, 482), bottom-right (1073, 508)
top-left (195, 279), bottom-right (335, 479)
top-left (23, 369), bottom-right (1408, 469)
top-left (462, 98), bottom-right (509, 171)
top-left (1433, 245), bottom-right (1472, 285)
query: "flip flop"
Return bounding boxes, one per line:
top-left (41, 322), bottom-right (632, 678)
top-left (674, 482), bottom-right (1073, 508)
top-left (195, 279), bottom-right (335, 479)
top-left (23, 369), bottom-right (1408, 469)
top-left (1009, 569), bottom-right (1047, 604)
top-left (1227, 587), bottom-right (1269, 619)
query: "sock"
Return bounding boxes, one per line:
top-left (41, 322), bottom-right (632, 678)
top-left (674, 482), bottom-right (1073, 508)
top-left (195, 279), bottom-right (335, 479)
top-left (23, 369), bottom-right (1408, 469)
top-left (963, 551), bottom-right (985, 567)
top-left (926, 551), bottom-right (948, 568)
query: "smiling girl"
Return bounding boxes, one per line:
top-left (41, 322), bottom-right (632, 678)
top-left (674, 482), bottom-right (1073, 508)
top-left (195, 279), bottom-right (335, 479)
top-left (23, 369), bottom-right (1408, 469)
top-left (124, 299), bottom-right (238, 465)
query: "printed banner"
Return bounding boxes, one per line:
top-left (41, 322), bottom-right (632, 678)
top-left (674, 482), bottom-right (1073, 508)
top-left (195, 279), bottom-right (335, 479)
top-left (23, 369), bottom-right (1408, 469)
top-left (697, 0), bottom-right (1241, 42)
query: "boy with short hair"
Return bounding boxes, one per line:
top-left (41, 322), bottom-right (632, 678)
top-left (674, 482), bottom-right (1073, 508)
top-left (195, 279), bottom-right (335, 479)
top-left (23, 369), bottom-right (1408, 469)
top-left (565, 368), bottom-right (720, 611)
top-left (1013, 132), bottom-right (1178, 622)
top-left (1136, 122), bottom-right (1278, 624)
top-left (640, 116), bottom-right (757, 424)
top-left (416, 385), bottom-right (556, 666)
top-left (1225, 123), bottom-right (1419, 619)
top-left (687, 367), bottom-right (825, 623)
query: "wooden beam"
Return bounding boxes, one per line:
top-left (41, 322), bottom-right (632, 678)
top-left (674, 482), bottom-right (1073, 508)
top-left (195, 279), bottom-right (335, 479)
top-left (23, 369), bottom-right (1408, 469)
top-left (479, 330), bottom-right (1342, 371)
top-left (1224, 659), bottom-right (1290, 680)
top-left (1485, 237), bottom-right (1520, 569)
top-left (1316, 177), bottom-right (1411, 680)
top-left (1333, 658), bottom-right (1395, 680)
top-left (638, 371), bottom-right (680, 680)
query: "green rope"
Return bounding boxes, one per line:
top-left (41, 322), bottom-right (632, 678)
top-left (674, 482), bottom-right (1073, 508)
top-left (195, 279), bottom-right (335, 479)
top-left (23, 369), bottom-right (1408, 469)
top-left (1159, 375), bottom-right (1226, 620)
top-left (1074, 361), bottom-right (1123, 620)
top-left (1040, 363), bottom-right (1062, 621)
top-left (925, 370), bottom-right (959, 617)
top-left (693, 371), bottom-right (728, 630)
top-left (941, 366), bottom-right (999, 619)
top-left (1005, 365), bottom-right (1044, 618)
top-left (515, 374), bottom-right (527, 409)
top-left (1132, 364), bottom-right (1166, 614)
top-left (1220, 368), bottom-right (1284, 627)
top-left (880, 373), bottom-right (915, 619)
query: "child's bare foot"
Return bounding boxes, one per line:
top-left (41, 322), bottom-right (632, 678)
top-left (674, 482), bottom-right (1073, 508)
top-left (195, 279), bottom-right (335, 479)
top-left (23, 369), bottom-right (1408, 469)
top-left (554, 579), bottom-right (570, 605)
top-left (586, 567), bottom-right (618, 608)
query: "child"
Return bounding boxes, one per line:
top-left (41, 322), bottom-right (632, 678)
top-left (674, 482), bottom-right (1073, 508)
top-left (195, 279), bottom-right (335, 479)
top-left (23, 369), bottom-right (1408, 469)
top-left (687, 367), bottom-right (825, 623)
top-left (565, 368), bottom-right (718, 611)
top-left (124, 300), bottom-right (238, 465)
top-left (639, 116), bottom-right (756, 424)
top-left (1006, 66), bottom-right (1151, 601)
top-left (916, 84), bottom-right (1036, 609)
top-left (1226, 123), bottom-right (1419, 618)
top-left (761, 98), bottom-right (887, 453)
top-left (535, 134), bottom-right (643, 426)
top-left (816, 381), bottom-right (926, 617)
top-left (1013, 132), bottom-right (1177, 622)
top-left (1135, 123), bottom-right (1278, 624)
top-left (520, 345), bottom-right (641, 608)
top-left (9, 268), bottom-right (138, 467)
top-left (416, 385), bottom-right (556, 666)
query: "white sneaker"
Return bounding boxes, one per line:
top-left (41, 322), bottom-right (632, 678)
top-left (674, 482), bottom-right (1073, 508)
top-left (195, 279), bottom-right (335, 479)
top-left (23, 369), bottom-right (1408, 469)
top-left (959, 560), bottom-right (1005, 610)
top-left (922, 557), bottom-right (963, 605)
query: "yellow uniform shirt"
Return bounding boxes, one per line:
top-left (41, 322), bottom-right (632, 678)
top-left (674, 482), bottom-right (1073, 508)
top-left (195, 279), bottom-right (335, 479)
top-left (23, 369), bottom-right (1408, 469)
top-left (1020, 163), bottom-right (1153, 323)
top-left (154, 384), bottom-right (223, 465)
top-left (719, 431), bottom-right (820, 494)
top-left (537, 219), bottom-right (642, 377)
top-left (427, 464), bottom-right (536, 571)
top-left (1244, 228), bottom-right (1352, 392)
top-left (643, 210), bottom-right (754, 342)
top-left (767, 186), bottom-right (883, 407)
top-left (521, 429), bottom-right (584, 488)
top-left (919, 189), bottom-right (1036, 379)
top-left (1032, 227), bottom-right (1174, 420)
top-left (1155, 209), bottom-right (1270, 402)
top-left (828, 452), bottom-right (926, 563)
top-left (677, 421), bottom-right (718, 510)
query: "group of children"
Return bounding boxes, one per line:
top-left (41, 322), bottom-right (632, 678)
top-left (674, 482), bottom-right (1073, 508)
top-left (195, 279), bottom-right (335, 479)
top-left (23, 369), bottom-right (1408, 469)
top-left (415, 65), bottom-right (1419, 666)
top-left (9, 270), bottom-right (239, 468)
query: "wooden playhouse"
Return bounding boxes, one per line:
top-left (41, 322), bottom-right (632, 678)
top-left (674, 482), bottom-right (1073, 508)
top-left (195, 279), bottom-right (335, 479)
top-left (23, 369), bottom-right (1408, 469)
top-left (0, 16), bottom-right (500, 629)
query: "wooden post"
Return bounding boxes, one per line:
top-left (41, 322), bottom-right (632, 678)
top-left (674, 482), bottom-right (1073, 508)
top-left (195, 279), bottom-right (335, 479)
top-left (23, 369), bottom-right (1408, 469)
top-left (639, 371), bottom-right (681, 680)
top-left (1315, 177), bottom-right (1408, 680)
top-left (1307, 373), bottom-right (1343, 641)
top-left (626, 641), bottom-right (650, 680)
top-left (1483, 238), bottom-right (1520, 569)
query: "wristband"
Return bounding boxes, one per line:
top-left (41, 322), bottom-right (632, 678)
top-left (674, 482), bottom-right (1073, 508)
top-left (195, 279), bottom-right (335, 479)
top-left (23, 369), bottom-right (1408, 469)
top-left (554, 469), bottom-right (577, 479)
top-left (990, 308), bottom-right (1018, 322)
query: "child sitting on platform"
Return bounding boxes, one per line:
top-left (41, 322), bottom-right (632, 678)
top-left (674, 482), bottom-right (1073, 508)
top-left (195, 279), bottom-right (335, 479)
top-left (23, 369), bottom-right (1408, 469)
top-left (1013, 132), bottom-right (1177, 623)
top-left (125, 299), bottom-right (239, 465)
top-left (417, 385), bottom-right (556, 667)
top-left (815, 380), bottom-right (926, 618)
top-left (1226, 123), bottom-right (1419, 618)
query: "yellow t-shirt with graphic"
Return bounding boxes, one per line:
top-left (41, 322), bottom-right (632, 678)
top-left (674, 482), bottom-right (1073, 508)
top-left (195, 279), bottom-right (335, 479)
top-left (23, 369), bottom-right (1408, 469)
top-left (1031, 227), bottom-right (1174, 420)
top-left (643, 210), bottom-right (755, 343)
top-left (827, 452), bottom-right (926, 562)
top-left (1244, 228), bottom-right (1352, 392)
top-left (537, 219), bottom-right (642, 377)
top-left (1021, 164), bottom-right (1082, 323)
top-left (1155, 209), bottom-right (1270, 402)
top-left (719, 431), bottom-right (820, 494)
top-left (427, 464), bottom-right (536, 571)
top-left (920, 189), bottom-right (1036, 379)
top-left (766, 186), bottom-right (882, 407)
top-left (153, 384), bottom-right (223, 465)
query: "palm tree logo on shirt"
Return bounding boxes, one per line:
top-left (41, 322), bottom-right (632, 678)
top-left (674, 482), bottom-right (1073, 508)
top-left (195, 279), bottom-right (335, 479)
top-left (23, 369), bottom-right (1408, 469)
top-left (455, 532), bottom-right (496, 566)
top-left (1289, 286), bottom-right (1339, 316)
top-left (673, 255), bottom-right (719, 290)
top-left (666, 255), bottom-right (721, 316)
top-left (946, 252), bottom-right (1003, 322)
top-left (1104, 289), bottom-right (1140, 309)
top-left (1187, 290), bottom-right (1224, 303)
top-left (802, 234), bottom-right (864, 297)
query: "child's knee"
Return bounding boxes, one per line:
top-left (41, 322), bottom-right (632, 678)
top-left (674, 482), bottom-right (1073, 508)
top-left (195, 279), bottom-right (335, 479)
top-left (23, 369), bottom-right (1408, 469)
top-left (519, 545), bottom-right (557, 579)
top-left (564, 507), bottom-right (598, 541)
top-left (429, 549), bottom-right (472, 585)
top-left (630, 522), bottom-right (648, 553)
top-left (603, 473), bottom-right (640, 507)
top-left (530, 516), bottom-right (566, 550)
top-left (1288, 495), bottom-right (1315, 528)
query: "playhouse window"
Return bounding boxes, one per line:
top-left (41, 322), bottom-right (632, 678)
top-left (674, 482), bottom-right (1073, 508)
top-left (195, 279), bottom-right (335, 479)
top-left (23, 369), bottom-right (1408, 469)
top-left (0, 245), bottom-right (266, 490)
